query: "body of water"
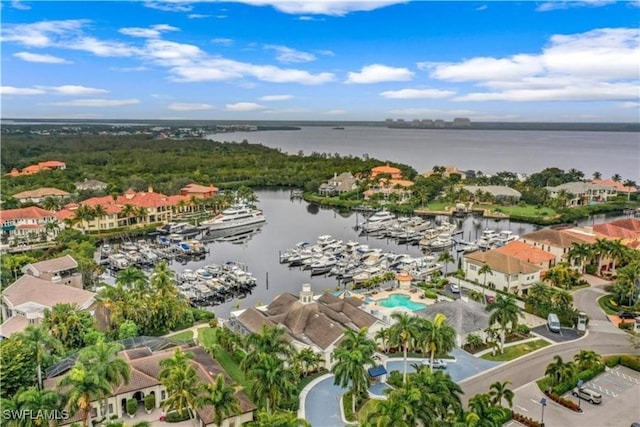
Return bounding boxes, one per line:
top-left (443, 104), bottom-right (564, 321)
top-left (164, 189), bottom-right (625, 319)
top-left (206, 126), bottom-right (639, 181)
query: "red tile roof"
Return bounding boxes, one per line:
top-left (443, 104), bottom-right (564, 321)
top-left (0, 206), bottom-right (57, 222)
top-left (495, 241), bottom-right (556, 264)
top-left (465, 250), bottom-right (540, 274)
top-left (592, 179), bottom-right (637, 193)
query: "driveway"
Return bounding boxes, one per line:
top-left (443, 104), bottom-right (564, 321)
top-left (532, 325), bottom-right (581, 343)
top-left (510, 366), bottom-right (640, 427)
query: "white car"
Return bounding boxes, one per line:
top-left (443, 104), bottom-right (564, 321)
top-left (450, 283), bottom-right (460, 293)
top-left (422, 358), bottom-right (448, 369)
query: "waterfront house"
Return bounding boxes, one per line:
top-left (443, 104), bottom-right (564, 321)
top-left (364, 178), bottom-right (414, 203)
top-left (180, 183), bottom-right (219, 199)
top-left (74, 179), bottom-right (108, 192)
top-left (228, 284), bottom-right (382, 369)
top-left (591, 179), bottom-right (638, 198)
top-left (424, 165), bottom-right (468, 180)
top-left (545, 182), bottom-right (617, 206)
top-left (44, 342), bottom-right (256, 426)
top-left (463, 251), bottom-right (541, 294)
top-left (494, 241), bottom-right (556, 272)
top-left (462, 185), bottom-right (522, 204)
top-left (592, 218), bottom-right (640, 248)
top-left (0, 256), bottom-right (95, 338)
top-left (520, 227), bottom-right (600, 264)
top-left (371, 164), bottom-right (403, 180)
top-left (0, 206), bottom-right (58, 243)
top-left (318, 172), bottom-right (359, 196)
top-left (13, 187), bottom-right (70, 204)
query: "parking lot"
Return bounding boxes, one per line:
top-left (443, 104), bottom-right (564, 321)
top-left (532, 324), bottom-right (581, 343)
top-left (510, 366), bottom-right (640, 427)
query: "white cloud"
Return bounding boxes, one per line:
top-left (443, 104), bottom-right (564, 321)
top-left (119, 24), bottom-right (179, 39)
top-left (1, 19), bottom-right (87, 47)
top-left (425, 27), bottom-right (640, 102)
top-left (143, 1), bottom-right (192, 12)
top-left (316, 49), bottom-right (334, 56)
top-left (167, 103), bottom-right (214, 111)
top-left (380, 88), bottom-right (456, 99)
top-left (259, 94), bottom-right (293, 101)
top-left (0, 86), bottom-right (46, 96)
top-left (226, 102), bottom-right (266, 112)
top-left (264, 45), bottom-right (316, 63)
top-left (325, 109), bottom-right (347, 115)
top-left (212, 38), bottom-right (233, 46)
top-left (188, 14), bottom-right (211, 19)
top-left (11, 0), bottom-right (31, 10)
top-left (346, 64), bottom-right (414, 84)
top-left (536, 0), bottom-right (616, 12)
top-left (13, 51), bottom-right (71, 64)
top-left (298, 16), bottom-right (324, 21)
top-left (476, 5), bottom-right (488, 11)
top-left (618, 102), bottom-right (640, 109)
top-left (235, 1), bottom-right (407, 16)
top-left (262, 108), bottom-right (311, 114)
top-left (71, 37), bottom-right (142, 57)
top-left (43, 85), bottom-right (109, 96)
top-left (49, 98), bottom-right (140, 107)
top-left (111, 66), bottom-right (149, 72)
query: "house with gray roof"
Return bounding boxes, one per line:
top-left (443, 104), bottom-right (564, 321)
top-left (228, 284), bottom-right (382, 368)
top-left (318, 172), bottom-right (359, 196)
top-left (545, 182), bottom-right (617, 206)
top-left (74, 178), bottom-right (108, 192)
top-left (416, 298), bottom-right (490, 346)
top-left (463, 185), bottom-right (522, 204)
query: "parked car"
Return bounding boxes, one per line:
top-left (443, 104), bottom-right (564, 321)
top-left (422, 358), bottom-right (448, 369)
top-left (619, 310), bottom-right (637, 320)
top-left (450, 283), bottom-right (460, 293)
top-left (572, 386), bottom-right (602, 404)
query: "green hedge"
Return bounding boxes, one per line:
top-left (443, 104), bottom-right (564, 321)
top-left (552, 364), bottom-right (605, 395)
top-left (603, 355), bottom-right (640, 371)
top-left (423, 290), bottom-right (439, 299)
top-left (166, 411), bottom-right (191, 423)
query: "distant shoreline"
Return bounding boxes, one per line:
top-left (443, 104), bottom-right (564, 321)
top-left (1, 119), bottom-right (638, 132)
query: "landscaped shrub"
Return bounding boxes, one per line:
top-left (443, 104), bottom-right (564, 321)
top-left (386, 371), bottom-right (403, 388)
top-left (166, 410), bottom-right (190, 423)
top-left (619, 322), bottom-right (634, 330)
top-left (604, 355), bottom-right (620, 367)
top-left (515, 324), bottom-right (531, 336)
top-left (423, 290), bottom-right (438, 299)
top-left (620, 355), bottom-right (640, 372)
top-left (552, 364), bottom-right (605, 395)
top-left (544, 391), bottom-right (581, 412)
top-left (144, 393), bottom-right (155, 411)
top-left (513, 412), bottom-right (542, 427)
top-left (126, 399), bottom-right (137, 416)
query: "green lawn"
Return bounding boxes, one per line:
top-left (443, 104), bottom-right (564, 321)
top-left (422, 202), bottom-right (557, 219)
top-left (198, 327), bottom-right (254, 392)
top-left (167, 330), bottom-right (194, 342)
top-left (597, 294), bottom-right (619, 315)
top-left (481, 339), bottom-right (551, 362)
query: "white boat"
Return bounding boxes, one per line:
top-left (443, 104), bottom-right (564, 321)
top-left (201, 204), bottom-right (266, 231)
top-left (494, 230), bottom-right (520, 247)
top-left (428, 234), bottom-right (454, 250)
top-left (367, 210), bottom-right (396, 224)
top-left (108, 253), bottom-right (130, 270)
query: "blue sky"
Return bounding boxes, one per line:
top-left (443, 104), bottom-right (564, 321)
top-left (1, 0), bottom-right (639, 121)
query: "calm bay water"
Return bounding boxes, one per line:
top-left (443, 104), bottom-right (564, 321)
top-left (207, 126), bottom-right (640, 181)
top-left (168, 189), bottom-right (622, 318)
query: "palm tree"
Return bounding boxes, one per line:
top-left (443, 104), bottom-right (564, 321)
top-left (374, 327), bottom-right (392, 353)
top-left (159, 349), bottom-right (199, 421)
top-left (410, 367), bottom-right (463, 423)
top-left (467, 393), bottom-right (510, 427)
top-left (545, 355), bottom-right (575, 387)
top-left (438, 252), bottom-right (455, 278)
top-left (16, 387), bottom-right (67, 426)
top-left (614, 262), bottom-right (640, 305)
top-left (567, 243), bottom-right (593, 274)
top-left (77, 339), bottom-right (130, 415)
top-left (120, 204), bottom-right (137, 226)
top-left (592, 171), bottom-right (602, 180)
top-left (421, 314), bottom-right (456, 373)
top-left (607, 240), bottom-right (628, 273)
top-left (250, 410), bottom-right (311, 427)
top-left (293, 348), bottom-right (322, 376)
top-left (488, 380), bottom-right (514, 408)
top-left (92, 204), bottom-right (108, 231)
top-left (485, 294), bottom-right (523, 354)
top-left (196, 374), bottom-right (239, 427)
top-left (249, 352), bottom-right (296, 413)
top-left (61, 365), bottom-right (113, 427)
top-left (331, 328), bottom-right (376, 415)
top-left (41, 196), bottom-right (61, 211)
top-left (19, 324), bottom-right (63, 390)
top-left (478, 263), bottom-right (493, 296)
top-left (611, 173), bottom-right (622, 182)
top-left (241, 325), bottom-right (294, 374)
top-left (593, 238), bottom-right (612, 274)
top-left (551, 288), bottom-right (573, 310)
top-left (573, 350), bottom-right (601, 371)
top-left (116, 266), bottom-right (147, 290)
top-left (528, 282), bottom-right (553, 310)
top-left (74, 205), bottom-right (96, 232)
top-left (388, 313), bottom-right (420, 384)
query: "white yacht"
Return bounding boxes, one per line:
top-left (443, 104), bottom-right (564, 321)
top-left (201, 204), bottom-right (266, 231)
top-left (366, 209), bottom-right (396, 224)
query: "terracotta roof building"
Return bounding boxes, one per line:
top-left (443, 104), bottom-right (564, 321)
top-left (591, 179), bottom-right (638, 195)
top-left (371, 164), bottom-right (403, 179)
top-left (180, 183), bottom-right (219, 198)
top-left (0, 206), bottom-right (58, 243)
top-left (494, 241), bottom-right (556, 271)
top-left (520, 227), bottom-right (599, 263)
top-left (228, 284), bottom-right (382, 368)
top-left (5, 160), bottom-right (66, 177)
top-left (44, 344), bottom-right (256, 426)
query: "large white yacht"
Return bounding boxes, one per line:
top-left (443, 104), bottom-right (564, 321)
top-left (200, 204), bottom-right (266, 231)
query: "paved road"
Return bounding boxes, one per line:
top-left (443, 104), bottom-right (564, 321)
top-left (459, 278), bottom-right (633, 404)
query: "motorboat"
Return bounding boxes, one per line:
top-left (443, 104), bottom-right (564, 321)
top-left (200, 204), bottom-right (266, 231)
top-left (157, 222), bottom-right (200, 237)
top-left (428, 234), bottom-right (454, 250)
top-left (494, 230), bottom-right (520, 247)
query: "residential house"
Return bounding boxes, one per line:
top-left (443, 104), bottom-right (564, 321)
top-left (591, 179), bottom-right (638, 197)
top-left (6, 160), bottom-right (67, 177)
top-left (228, 284), bottom-right (382, 369)
top-left (180, 183), bottom-right (219, 199)
top-left (0, 206), bottom-right (58, 243)
top-left (494, 241), bottom-right (557, 272)
top-left (592, 218), bottom-right (640, 249)
top-left (13, 187), bottom-right (70, 204)
top-left (520, 228), bottom-right (599, 264)
top-left (318, 172), bottom-right (359, 196)
top-left (463, 185), bottom-right (522, 204)
top-left (371, 164), bottom-right (403, 180)
top-left (545, 182), bottom-right (617, 206)
top-left (424, 165), bottom-right (468, 180)
top-left (416, 299), bottom-right (489, 346)
top-left (364, 178), bottom-right (414, 202)
top-left (0, 256), bottom-right (95, 338)
top-left (74, 179), bottom-right (108, 192)
top-left (44, 343), bottom-right (256, 426)
top-left (464, 250), bottom-right (541, 294)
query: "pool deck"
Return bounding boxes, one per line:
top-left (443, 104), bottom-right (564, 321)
top-left (367, 288), bottom-right (437, 315)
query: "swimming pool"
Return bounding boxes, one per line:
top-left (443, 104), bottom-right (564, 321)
top-left (377, 293), bottom-right (426, 311)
